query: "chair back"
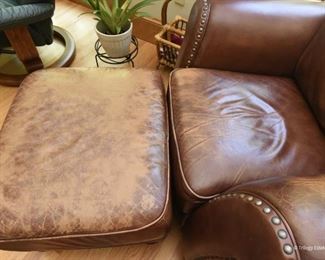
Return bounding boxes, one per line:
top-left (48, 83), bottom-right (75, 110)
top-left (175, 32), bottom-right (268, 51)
top-left (295, 21), bottom-right (325, 132)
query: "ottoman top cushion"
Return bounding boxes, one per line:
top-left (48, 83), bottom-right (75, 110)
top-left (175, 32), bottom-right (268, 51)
top-left (0, 68), bottom-right (169, 241)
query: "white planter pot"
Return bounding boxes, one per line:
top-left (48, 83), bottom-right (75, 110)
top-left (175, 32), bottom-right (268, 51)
top-left (96, 22), bottom-right (133, 58)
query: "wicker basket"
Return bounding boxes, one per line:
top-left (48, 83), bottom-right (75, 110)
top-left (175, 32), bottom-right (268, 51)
top-left (155, 0), bottom-right (188, 68)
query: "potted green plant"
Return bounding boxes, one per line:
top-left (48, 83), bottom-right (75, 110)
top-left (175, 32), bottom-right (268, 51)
top-left (84, 0), bottom-right (158, 57)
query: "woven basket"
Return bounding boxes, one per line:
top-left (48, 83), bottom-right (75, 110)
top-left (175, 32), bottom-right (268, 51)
top-left (155, 0), bottom-right (188, 68)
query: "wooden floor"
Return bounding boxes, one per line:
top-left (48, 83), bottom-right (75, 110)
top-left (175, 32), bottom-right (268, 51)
top-left (0, 0), bottom-right (182, 259)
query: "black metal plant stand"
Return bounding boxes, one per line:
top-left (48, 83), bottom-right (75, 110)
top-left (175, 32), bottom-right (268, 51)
top-left (94, 36), bottom-right (139, 67)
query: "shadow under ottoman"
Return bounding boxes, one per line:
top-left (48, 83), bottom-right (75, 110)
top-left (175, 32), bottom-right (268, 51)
top-left (0, 68), bottom-right (171, 251)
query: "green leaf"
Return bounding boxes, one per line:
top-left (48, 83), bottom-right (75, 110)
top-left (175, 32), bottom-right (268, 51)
top-left (112, 0), bottom-right (119, 13)
top-left (121, 0), bottom-right (132, 10)
top-left (85, 0), bottom-right (158, 35)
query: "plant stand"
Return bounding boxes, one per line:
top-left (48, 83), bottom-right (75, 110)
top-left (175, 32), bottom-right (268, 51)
top-left (94, 36), bottom-right (138, 67)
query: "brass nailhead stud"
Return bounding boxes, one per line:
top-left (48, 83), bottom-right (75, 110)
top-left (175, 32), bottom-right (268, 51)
top-left (263, 207), bottom-right (271, 214)
top-left (283, 244), bottom-right (293, 255)
top-left (255, 200), bottom-right (262, 206)
top-left (271, 216), bottom-right (281, 225)
top-left (278, 230), bottom-right (288, 239)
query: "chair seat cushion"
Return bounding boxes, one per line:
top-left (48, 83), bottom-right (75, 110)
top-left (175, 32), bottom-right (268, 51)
top-left (169, 68), bottom-right (325, 212)
top-left (0, 68), bottom-right (171, 251)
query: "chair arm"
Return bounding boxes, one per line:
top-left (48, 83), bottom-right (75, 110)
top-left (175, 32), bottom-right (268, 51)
top-left (176, 0), bottom-right (324, 77)
top-left (183, 176), bottom-right (325, 260)
top-left (0, 3), bottom-right (54, 31)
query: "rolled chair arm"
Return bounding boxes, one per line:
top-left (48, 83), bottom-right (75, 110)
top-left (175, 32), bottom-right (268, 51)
top-left (0, 3), bottom-right (54, 31)
top-left (183, 175), bottom-right (325, 260)
top-left (176, 0), bottom-right (324, 77)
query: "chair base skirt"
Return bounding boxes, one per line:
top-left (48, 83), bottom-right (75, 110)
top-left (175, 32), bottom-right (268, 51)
top-left (0, 26), bottom-right (76, 87)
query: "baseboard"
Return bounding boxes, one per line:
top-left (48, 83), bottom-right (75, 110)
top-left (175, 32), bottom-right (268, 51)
top-left (132, 18), bottom-right (162, 44)
top-left (68, 0), bottom-right (162, 44)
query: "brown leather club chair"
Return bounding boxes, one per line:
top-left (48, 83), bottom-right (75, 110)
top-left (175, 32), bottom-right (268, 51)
top-left (168, 0), bottom-right (325, 259)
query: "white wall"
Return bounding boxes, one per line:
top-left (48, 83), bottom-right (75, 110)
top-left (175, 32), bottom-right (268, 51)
top-left (134, 0), bottom-right (196, 22)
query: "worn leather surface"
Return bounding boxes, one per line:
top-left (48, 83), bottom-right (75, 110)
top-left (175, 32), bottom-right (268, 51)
top-left (177, 0), bottom-right (324, 77)
top-left (295, 22), bottom-right (325, 132)
top-left (169, 68), bottom-right (325, 212)
top-left (0, 68), bottom-right (171, 250)
top-left (230, 176), bottom-right (325, 260)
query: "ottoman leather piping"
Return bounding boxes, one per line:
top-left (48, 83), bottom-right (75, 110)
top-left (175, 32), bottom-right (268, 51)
top-left (169, 69), bottom-right (216, 201)
top-left (0, 97), bottom-right (170, 244)
top-left (213, 191), bottom-right (301, 259)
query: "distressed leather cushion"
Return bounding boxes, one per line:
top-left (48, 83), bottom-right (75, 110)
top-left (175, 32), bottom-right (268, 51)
top-left (169, 68), bottom-right (325, 212)
top-left (0, 68), bottom-right (171, 251)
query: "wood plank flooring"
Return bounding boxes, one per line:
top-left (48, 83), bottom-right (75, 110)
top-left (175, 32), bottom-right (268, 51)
top-left (0, 0), bottom-right (181, 259)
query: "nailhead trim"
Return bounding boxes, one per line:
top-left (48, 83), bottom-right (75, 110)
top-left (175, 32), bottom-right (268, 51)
top-left (283, 244), bottom-right (294, 255)
top-left (272, 216), bottom-right (281, 225)
top-left (263, 207), bottom-right (271, 214)
top-left (278, 229), bottom-right (288, 239)
top-left (210, 193), bottom-right (298, 259)
top-left (185, 0), bottom-right (210, 68)
top-left (255, 200), bottom-right (262, 206)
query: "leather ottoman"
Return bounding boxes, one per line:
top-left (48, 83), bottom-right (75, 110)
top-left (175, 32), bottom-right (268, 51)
top-left (0, 68), bottom-right (171, 251)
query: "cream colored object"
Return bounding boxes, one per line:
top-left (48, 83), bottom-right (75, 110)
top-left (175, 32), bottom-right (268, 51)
top-left (96, 22), bottom-right (133, 58)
